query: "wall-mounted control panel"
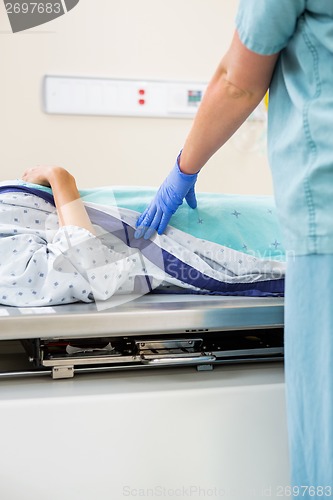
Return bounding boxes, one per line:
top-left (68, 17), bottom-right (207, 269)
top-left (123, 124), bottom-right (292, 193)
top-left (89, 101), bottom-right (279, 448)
top-left (43, 75), bottom-right (208, 119)
top-left (43, 75), bottom-right (267, 121)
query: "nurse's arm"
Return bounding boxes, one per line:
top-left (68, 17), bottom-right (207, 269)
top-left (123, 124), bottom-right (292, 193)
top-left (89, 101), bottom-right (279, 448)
top-left (21, 166), bottom-right (96, 234)
top-left (179, 31), bottom-right (280, 174)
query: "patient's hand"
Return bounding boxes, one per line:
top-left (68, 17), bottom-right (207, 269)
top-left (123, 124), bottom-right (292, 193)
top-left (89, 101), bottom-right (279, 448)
top-left (22, 166), bottom-right (95, 234)
top-left (21, 166), bottom-right (71, 187)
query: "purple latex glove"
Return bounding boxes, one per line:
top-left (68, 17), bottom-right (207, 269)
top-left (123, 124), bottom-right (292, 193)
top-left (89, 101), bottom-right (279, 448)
top-left (134, 153), bottom-right (198, 239)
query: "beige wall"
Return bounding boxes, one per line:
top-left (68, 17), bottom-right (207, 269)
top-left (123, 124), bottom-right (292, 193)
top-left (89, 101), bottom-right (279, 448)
top-left (1, 0), bottom-right (273, 194)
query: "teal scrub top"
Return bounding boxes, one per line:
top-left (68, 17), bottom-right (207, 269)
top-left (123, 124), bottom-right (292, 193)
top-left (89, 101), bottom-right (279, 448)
top-left (235, 0), bottom-right (333, 255)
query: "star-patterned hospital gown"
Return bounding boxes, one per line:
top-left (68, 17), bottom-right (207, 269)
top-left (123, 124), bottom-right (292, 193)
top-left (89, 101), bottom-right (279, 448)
top-left (0, 189), bottom-right (285, 307)
top-left (0, 191), bottom-right (165, 307)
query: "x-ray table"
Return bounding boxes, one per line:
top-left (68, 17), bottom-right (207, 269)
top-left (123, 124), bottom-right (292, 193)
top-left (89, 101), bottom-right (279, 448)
top-left (0, 295), bottom-right (289, 500)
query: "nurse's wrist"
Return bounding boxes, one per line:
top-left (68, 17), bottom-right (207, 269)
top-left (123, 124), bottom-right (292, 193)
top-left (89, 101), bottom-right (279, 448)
top-left (177, 150), bottom-right (201, 175)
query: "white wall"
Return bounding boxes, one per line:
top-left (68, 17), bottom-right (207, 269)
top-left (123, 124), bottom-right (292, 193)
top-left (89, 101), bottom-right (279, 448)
top-left (1, 0), bottom-right (273, 194)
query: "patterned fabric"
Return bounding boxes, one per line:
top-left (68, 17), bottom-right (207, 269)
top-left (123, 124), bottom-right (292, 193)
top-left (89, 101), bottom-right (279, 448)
top-left (10, 180), bottom-right (286, 260)
top-left (0, 184), bottom-right (285, 306)
top-left (0, 192), bottom-right (141, 306)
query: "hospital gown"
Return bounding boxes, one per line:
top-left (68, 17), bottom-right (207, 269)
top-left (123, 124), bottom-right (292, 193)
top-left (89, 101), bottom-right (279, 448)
top-left (0, 188), bottom-right (285, 307)
top-left (0, 192), bottom-right (162, 307)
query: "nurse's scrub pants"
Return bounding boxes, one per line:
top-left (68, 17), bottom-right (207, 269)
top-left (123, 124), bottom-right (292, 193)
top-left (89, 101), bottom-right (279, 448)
top-left (285, 254), bottom-right (333, 497)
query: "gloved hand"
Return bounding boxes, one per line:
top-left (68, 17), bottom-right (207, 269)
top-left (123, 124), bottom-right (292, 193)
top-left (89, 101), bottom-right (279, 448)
top-left (134, 152), bottom-right (199, 239)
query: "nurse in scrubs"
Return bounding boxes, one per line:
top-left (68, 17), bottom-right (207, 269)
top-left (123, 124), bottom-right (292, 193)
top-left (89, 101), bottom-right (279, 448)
top-left (135, 0), bottom-right (333, 495)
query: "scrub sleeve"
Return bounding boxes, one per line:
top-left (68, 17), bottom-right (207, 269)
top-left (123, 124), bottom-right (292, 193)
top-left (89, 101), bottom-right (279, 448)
top-left (236, 0), bottom-right (333, 495)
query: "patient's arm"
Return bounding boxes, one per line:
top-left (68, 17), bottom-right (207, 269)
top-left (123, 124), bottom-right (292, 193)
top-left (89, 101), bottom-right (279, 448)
top-left (21, 166), bottom-right (95, 234)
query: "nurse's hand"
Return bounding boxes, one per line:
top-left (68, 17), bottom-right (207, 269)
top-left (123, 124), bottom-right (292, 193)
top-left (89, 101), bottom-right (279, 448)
top-left (134, 153), bottom-right (198, 239)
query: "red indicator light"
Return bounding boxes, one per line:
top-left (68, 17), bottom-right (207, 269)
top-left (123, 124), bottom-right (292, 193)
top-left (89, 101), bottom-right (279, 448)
top-left (139, 99), bottom-right (145, 105)
top-left (138, 89), bottom-right (145, 95)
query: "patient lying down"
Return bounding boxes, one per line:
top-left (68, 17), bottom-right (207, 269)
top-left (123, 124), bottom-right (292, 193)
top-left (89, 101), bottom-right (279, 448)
top-left (0, 166), bottom-right (285, 307)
